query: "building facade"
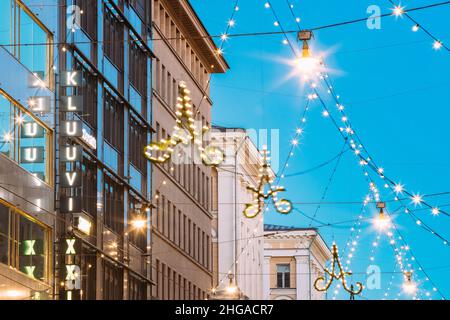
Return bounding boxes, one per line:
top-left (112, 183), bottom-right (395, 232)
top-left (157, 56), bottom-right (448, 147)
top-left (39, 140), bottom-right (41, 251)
top-left (263, 225), bottom-right (331, 300)
top-left (1, 0), bottom-right (156, 300)
top-left (211, 128), bottom-right (265, 300)
top-left (149, 0), bottom-right (228, 300)
top-left (0, 0), bottom-right (57, 300)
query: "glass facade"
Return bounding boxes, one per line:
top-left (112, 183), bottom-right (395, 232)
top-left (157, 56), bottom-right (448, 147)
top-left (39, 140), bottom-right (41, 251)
top-left (0, 201), bottom-right (50, 282)
top-left (0, 0), bottom-right (52, 83)
top-left (0, 91), bottom-right (52, 183)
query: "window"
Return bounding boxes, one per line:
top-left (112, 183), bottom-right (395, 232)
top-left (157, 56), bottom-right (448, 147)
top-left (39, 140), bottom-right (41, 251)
top-left (81, 156), bottom-right (97, 216)
top-left (0, 201), bottom-right (50, 282)
top-left (129, 274), bottom-right (146, 300)
top-left (104, 175), bottom-right (124, 234)
top-left (129, 38), bottom-right (147, 95)
top-left (129, 195), bottom-right (147, 250)
top-left (81, 246), bottom-right (96, 300)
top-left (0, 0), bottom-right (52, 83)
top-left (104, 91), bottom-right (124, 152)
top-left (104, 91), bottom-right (123, 174)
top-left (276, 264), bottom-right (291, 288)
top-left (73, 61), bottom-right (98, 129)
top-left (74, 0), bottom-right (98, 39)
top-left (129, 117), bottom-right (147, 175)
top-left (103, 6), bottom-right (124, 71)
top-left (0, 91), bottom-right (52, 183)
top-left (103, 261), bottom-right (123, 300)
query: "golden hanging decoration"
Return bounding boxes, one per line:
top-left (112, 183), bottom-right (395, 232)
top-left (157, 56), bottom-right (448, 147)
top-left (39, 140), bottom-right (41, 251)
top-left (314, 243), bottom-right (363, 298)
top-left (144, 81), bottom-right (224, 166)
top-left (243, 148), bottom-right (292, 218)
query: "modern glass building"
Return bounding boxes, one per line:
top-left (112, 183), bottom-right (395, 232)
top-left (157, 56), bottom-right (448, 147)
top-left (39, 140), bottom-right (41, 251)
top-left (1, 0), bottom-right (154, 300)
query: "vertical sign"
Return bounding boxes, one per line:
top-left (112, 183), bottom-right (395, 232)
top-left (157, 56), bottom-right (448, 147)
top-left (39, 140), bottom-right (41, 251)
top-left (59, 70), bottom-right (83, 300)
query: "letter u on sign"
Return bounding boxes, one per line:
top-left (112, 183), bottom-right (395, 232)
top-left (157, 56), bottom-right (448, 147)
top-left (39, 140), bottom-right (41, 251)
top-left (61, 121), bottom-right (82, 137)
top-left (61, 145), bottom-right (82, 162)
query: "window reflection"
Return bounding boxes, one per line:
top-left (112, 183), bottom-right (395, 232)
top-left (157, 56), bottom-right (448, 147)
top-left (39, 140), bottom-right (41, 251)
top-left (0, 201), bottom-right (49, 282)
top-left (0, 1), bottom-right (52, 83)
top-left (0, 91), bottom-right (51, 183)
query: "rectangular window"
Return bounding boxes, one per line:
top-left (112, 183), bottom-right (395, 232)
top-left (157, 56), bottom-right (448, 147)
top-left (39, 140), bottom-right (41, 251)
top-left (129, 195), bottom-right (147, 250)
top-left (0, 0), bottom-right (52, 84)
top-left (104, 175), bottom-right (124, 234)
top-left (129, 274), bottom-right (146, 300)
top-left (0, 201), bottom-right (50, 283)
top-left (129, 37), bottom-right (147, 95)
top-left (103, 6), bottom-right (124, 71)
top-left (276, 264), bottom-right (291, 288)
top-left (129, 116), bottom-right (147, 175)
top-left (103, 261), bottom-right (123, 300)
top-left (0, 90), bottom-right (52, 184)
top-left (73, 61), bottom-right (98, 129)
top-left (81, 156), bottom-right (97, 216)
top-left (81, 245), bottom-right (97, 300)
top-left (74, 0), bottom-right (98, 39)
top-left (104, 91), bottom-right (124, 152)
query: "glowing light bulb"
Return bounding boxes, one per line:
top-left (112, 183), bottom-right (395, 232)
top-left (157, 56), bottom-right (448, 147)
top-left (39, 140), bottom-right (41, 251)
top-left (220, 34), bottom-right (228, 41)
top-left (393, 5), bottom-right (405, 17)
top-left (228, 19), bottom-right (235, 27)
top-left (411, 194), bottom-right (422, 206)
top-left (402, 273), bottom-right (417, 295)
top-left (432, 207), bottom-right (440, 216)
top-left (3, 133), bottom-right (12, 142)
top-left (412, 24), bottom-right (419, 32)
top-left (433, 40), bottom-right (443, 50)
top-left (394, 183), bottom-right (404, 194)
top-left (131, 217), bottom-right (146, 230)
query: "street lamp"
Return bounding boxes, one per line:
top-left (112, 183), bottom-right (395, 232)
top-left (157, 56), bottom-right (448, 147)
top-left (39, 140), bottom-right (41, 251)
top-left (402, 271), bottom-right (417, 295)
top-left (373, 201), bottom-right (390, 232)
top-left (296, 30), bottom-right (320, 75)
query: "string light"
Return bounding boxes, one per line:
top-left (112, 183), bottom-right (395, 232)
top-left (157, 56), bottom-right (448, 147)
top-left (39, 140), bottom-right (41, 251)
top-left (433, 40), bottom-right (443, 50)
top-left (403, 271), bottom-right (418, 295)
top-left (393, 5), bottom-right (405, 17)
top-left (144, 81), bottom-right (224, 166)
top-left (243, 148), bottom-right (292, 218)
top-left (314, 243), bottom-right (363, 298)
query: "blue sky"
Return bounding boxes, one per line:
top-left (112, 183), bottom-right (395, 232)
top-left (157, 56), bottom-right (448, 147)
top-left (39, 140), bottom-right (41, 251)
top-left (190, 0), bottom-right (450, 300)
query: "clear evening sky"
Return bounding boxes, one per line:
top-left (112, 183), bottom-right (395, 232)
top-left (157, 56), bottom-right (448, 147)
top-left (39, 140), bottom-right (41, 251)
top-left (190, 0), bottom-right (450, 299)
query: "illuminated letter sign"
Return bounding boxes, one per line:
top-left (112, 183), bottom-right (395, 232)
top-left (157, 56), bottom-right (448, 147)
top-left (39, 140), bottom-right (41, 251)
top-left (20, 147), bottom-right (45, 163)
top-left (61, 120), bottom-right (82, 137)
top-left (23, 240), bottom-right (36, 255)
top-left (21, 122), bottom-right (45, 138)
top-left (60, 96), bottom-right (83, 112)
top-left (60, 145), bottom-right (82, 162)
top-left (74, 216), bottom-right (92, 235)
top-left (60, 196), bottom-right (82, 214)
top-left (24, 266), bottom-right (36, 279)
top-left (29, 96), bottom-right (51, 113)
top-left (65, 265), bottom-right (81, 290)
top-left (65, 238), bottom-right (77, 255)
top-left (61, 171), bottom-right (81, 188)
top-left (61, 71), bottom-right (81, 87)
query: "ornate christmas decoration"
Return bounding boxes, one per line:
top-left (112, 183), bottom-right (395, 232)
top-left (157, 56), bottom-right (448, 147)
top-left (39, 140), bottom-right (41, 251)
top-left (314, 243), bottom-right (363, 298)
top-left (243, 148), bottom-right (292, 218)
top-left (144, 81), bottom-right (224, 166)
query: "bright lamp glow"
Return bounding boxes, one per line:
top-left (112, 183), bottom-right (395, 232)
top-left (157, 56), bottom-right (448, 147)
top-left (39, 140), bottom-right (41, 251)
top-left (403, 280), bottom-right (417, 295)
top-left (373, 213), bottom-right (390, 231)
top-left (131, 217), bottom-right (147, 230)
top-left (295, 56), bottom-right (320, 76)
